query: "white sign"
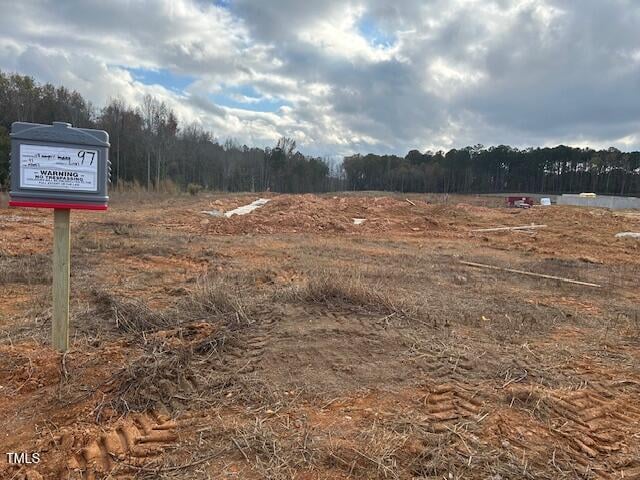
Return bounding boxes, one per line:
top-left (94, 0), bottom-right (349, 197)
top-left (20, 144), bottom-right (98, 192)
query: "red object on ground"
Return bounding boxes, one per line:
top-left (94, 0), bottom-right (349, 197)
top-left (506, 196), bottom-right (534, 207)
top-left (9, 201), bottom-right (108, 210)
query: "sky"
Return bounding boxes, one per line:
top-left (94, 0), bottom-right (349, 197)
top-left (0, 0), bottom-right (639, 157)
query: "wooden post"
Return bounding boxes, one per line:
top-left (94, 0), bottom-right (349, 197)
top-left (52, 208), bottom-right (71, 351)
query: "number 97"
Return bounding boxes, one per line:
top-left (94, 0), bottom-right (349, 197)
top-left (78, 151), bottom-right (96, 165)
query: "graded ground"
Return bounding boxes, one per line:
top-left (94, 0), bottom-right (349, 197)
top-left (0, 192), bottom-right (639, 479)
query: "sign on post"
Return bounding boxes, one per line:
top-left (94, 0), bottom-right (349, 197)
top-left (9, 122), bottom-right (110, 352)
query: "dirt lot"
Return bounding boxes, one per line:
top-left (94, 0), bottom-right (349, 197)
top-left (0, 192), bottom-right (639, 479)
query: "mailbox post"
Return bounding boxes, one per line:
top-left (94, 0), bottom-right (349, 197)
top-left (9, 122), bottom-right (110, 352)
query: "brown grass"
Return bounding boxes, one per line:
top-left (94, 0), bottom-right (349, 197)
top-left (110, 346), bottom-right (195, 413)
top-left (277, 270), bottom-right (423, 318)
top-left (91, 289), bottom-right (171, 334)
top-left (182, 273), bottom-right (253, 322)
top-left (0, 254), bottom-right (51, 285)
top-left (232, 418), bottom-right (320, 479)
top-left (99, 276), bottom-right (272, 414)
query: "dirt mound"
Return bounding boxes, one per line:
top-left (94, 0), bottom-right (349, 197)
top-left (193, 194), bottom-right (461, 236)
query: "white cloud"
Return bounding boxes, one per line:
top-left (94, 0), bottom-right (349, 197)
top-left (0, 0), bottom-right (638, 154)
top-left (297, 5), bottom-right (398, 63)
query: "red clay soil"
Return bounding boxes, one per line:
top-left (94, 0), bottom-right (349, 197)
top-left (0, 192), bottom-right (638, 479)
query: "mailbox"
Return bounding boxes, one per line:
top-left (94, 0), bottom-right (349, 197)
top-left (9, 121), bottom-right (110, 210)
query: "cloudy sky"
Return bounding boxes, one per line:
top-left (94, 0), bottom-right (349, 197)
top-left (0, 0), bottom-right (638, 156)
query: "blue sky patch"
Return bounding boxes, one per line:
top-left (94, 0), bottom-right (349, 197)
top-left (125, 67), bottom-right (195, 92)
top-left (357, 15), bottom-right (395, 47)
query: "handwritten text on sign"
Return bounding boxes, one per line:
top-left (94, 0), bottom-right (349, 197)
top-left (20, 144), bottom-right (98, 192)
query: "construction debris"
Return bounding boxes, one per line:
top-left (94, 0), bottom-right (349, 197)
top-left (460, 260), bottom-right (602, 287)
top-left (353, 218), bottom-right (366, 225)
top-left (506, 196), bottom-right (534, 208)
top-left (200, 209), bottom-right (224, 217)
top-left (615, 232), bottom-right (640, 239)
top-left (224, 198), bottom-right (270, 218)
top-left (471, 224), bottom-right (547, 232)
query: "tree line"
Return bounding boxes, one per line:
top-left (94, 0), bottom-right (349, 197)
top-left (344, 146), bottom-right (640, 195)
top-left (1, 70), bottom-right (638, 196)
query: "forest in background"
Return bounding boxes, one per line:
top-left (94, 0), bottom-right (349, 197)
top-left (1, 70), bottom-right (639, 195)
top-left (344, 146), bottom-right (640, 195)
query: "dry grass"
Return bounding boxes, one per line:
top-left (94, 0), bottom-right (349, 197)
top-left (328, 425), bottom-right (407, 479)
top-left (232, 418), bottom-right (320, 480)
top-left (92, 289), bottom-right (172, 334)
top-left (100, 276), bottom-right (273, 414)
top-left (113, 178), bottom-right (180, 195)
top-left (182, 273), bottom-right (253, 322)
top-left (277, 270), bottom-right (423, 318)
top-left (108, 326), bottom-right (277, 415)
top-left (110, 345), bottom-right (195, 413)
top-left (0, 254), bottom-right (51, 285)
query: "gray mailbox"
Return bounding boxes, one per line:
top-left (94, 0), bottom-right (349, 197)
top-left (9, 121), bottom-right (110, 210)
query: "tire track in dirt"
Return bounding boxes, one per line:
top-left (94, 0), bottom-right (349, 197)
top-left (497, 382), bottom-right (640, 479)
top-left (409, 340), bottom-right (640, 478)
top-left (416, 344), bottom-right (517, 381)
top-left (60, 411), bottom-right (179, 479)
top-left (544, 387), bottom-right (640, 477)
top-left (420, 382), bottom-right (485, 433)
top-left (417, 350), bottom-right (482, 384)
top-left (218, 307), bottom-right (278, 375)
top-left (223, 334), bottom-right (270, 374)
top-left (217, 303), bottom-right (416, 395)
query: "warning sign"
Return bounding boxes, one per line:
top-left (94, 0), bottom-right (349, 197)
top-left (20, 144), bottom-right (98, 192)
